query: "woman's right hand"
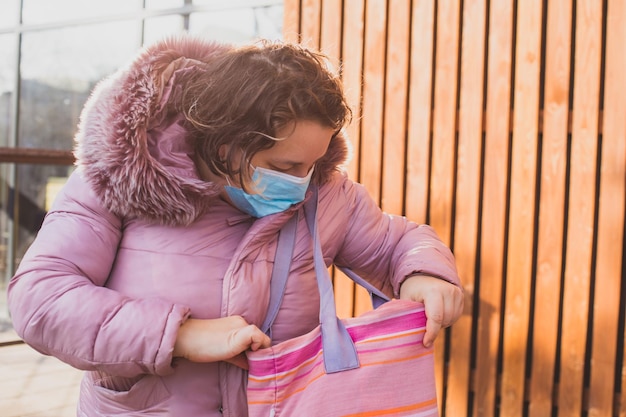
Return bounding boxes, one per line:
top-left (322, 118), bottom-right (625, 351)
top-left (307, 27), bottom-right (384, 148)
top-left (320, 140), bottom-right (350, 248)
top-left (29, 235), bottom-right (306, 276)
top-left (173, 316), bottom-right (271, 369)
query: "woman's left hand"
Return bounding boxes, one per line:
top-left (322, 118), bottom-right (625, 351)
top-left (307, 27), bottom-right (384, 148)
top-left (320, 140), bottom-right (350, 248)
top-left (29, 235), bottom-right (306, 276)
top-left (399, 275), bottom-right (464, 347)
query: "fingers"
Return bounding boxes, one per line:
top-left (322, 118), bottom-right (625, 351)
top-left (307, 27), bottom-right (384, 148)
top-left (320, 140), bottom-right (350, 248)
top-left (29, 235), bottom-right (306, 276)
top-left (423, 295), bottom-right (444, 348)
top-left (246, 325), bottom-right (272, 351)
top-left (231, 323), bottom-right (271, 354)
top-left (222, 325), bottom-right (270, 369)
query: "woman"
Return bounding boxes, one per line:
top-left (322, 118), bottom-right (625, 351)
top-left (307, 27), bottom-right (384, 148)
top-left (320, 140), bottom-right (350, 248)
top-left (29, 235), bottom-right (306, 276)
top-left (8, 35), bottom-right (463, 416)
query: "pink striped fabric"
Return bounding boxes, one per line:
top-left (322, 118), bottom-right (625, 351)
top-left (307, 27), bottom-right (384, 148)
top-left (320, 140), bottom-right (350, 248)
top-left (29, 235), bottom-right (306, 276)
top-left (246, 299), bottom-right (438, 417)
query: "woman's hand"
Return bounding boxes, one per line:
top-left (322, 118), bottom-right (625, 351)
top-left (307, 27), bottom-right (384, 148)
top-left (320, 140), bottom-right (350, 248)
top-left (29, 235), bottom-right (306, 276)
top-left (399, 275), bottom-right (464, 347)
top-left (173, 316), bottom-right (271, 369)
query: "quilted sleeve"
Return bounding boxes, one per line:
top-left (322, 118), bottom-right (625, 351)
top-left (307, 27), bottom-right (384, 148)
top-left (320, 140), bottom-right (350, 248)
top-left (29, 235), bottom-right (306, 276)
top-left (325, 175), bottom-right (460, 298)
top-left (7, 171), bottom-right (190, 377)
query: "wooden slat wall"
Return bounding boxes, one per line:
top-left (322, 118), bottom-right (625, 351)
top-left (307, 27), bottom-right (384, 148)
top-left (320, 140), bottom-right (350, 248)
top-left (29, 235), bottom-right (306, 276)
top-left (284, 1), bottom-right (626, 416)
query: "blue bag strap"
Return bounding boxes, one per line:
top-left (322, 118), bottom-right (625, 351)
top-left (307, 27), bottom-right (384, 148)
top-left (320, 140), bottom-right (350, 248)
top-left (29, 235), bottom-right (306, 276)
top-left (303, 188), bottom-right (360, 373)
top-left (335, 266), bottom-right (390, 309)
top-left (261, 211), bottom-right (299, 336)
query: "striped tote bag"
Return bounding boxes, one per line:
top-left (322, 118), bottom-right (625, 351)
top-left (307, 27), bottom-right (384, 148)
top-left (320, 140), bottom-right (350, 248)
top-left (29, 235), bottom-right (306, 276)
top-left (246, 190), bottom-right (439, 417)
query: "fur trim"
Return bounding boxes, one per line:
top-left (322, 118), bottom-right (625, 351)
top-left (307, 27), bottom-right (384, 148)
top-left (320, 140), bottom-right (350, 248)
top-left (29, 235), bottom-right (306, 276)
top-left (74, 35), bottom-right (350, 226)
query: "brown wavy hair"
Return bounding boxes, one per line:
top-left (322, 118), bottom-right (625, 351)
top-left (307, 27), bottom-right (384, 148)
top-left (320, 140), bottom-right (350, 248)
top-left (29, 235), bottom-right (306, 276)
top-left (182, 40), bottom-right (352, 188)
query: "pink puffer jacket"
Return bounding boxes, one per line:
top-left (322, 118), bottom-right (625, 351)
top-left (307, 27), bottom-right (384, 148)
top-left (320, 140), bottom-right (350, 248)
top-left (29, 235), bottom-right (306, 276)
top-left (7, 35), bottom-right (460, 416)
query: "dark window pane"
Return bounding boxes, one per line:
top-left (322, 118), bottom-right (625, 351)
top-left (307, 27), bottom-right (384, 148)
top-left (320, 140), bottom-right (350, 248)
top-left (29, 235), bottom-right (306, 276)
top-left (14, 165), bottom-right (73, 266)
top-left (0, 35), bottom-right (16, 148)
top-left (0, 163), bottom-right (12, 322)
top-left (19, 22), bottom-right (141, 150)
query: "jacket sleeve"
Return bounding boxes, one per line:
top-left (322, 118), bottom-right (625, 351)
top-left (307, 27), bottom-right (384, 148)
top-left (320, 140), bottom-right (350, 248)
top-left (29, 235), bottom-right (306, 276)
top-left (326, 175), bottom-right (460, 298)
top-left (7, 170), bottom-right (190, 377)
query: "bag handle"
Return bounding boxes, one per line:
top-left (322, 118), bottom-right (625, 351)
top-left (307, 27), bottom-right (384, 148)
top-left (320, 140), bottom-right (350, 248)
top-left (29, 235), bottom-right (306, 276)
top-left (303, 189), bottom-right (360, 372)
top-left (261, 211), bottom-right (299, 337)
top-left (265, 187), bottom-right (391, 373)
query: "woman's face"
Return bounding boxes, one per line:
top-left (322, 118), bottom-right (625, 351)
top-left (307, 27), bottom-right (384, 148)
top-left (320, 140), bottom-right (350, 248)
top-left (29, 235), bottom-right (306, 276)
top-left (249, 120), bottom-right (335, 178)
top-left (200, 120), bottom-right (335, 193)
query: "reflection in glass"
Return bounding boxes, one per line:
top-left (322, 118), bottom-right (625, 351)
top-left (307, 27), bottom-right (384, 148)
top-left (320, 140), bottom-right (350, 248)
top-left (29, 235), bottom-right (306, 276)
top-left (22, 0), bottom-right (141, 25)
top-left (144, 15), bottom-right (187, 46)
top-left (0, 163), bottom-right (12, 316)
top-left (14, 164), bottom-right (74, 269)
top-left (0, 34), bottom-right (16, 148)
top-left (19, 21), bottom-right (141, 151)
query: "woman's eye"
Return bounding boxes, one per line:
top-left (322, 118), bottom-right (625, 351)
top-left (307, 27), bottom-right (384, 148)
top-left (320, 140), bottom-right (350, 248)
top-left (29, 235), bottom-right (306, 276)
top-left (270, 165), bottom-right (291, 173)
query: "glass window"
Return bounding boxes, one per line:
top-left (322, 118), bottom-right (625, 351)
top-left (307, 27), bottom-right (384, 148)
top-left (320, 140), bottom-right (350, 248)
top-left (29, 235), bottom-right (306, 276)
top-left (14, 165), bottom-right (74, 266)
top-left (21, 0), bottom-right (142, 25)
top-left (0, 0), bottom-right (19, 29)
top-left (19, 21), bottom-right (141, 150)
top-left (253, 5), bottom-right (283, 41)
top-left (145, 0), bottom-right (186, 9)
top-left (189, 5), bottom-right (282, 44)
top-left (144, 15), bottom-right (187, 45)
top-left (0, 162), bottom-right (13, 321)
top-left (189, 9), bottom-right (260, 43)
top-left (0, 34), bottom-right (16, 148)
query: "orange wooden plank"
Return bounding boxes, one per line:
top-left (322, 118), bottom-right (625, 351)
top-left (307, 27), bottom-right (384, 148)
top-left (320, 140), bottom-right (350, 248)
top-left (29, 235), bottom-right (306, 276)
top-left (355, 0), bottom-right (387, 316)
top-left (474, 0), bottom-right (515, 416)
top-left (589, 1), bottom-right (626, 415)
top-left (359, 0), bottom-right (387, 204)
top-left (559, 0), bottom-right (603, 414)
top-left (430, 2), bottom-right (461, 411)
top-left (500, 1), bottom-right (543, 416)
top-left (300, 0), bottom-right (321, 48)
top-left (333, 0), bottom-right (366, 319)
top-left (528, 0), bottom-right (571, 415)
top-left (429, 0), bottom-right (459, 244)
top-left (283, 0), bottom-right (301, 43)
top-left (405, 0), bottom-right (435, 225)
top-left (446, 0), bottom-right (486, 415)
top-left (320, 0), bottom-right (342, 60)
top-left (340, 0), bottom-right (365, 180)
top-left (381, 0), bottom-right (410, 216)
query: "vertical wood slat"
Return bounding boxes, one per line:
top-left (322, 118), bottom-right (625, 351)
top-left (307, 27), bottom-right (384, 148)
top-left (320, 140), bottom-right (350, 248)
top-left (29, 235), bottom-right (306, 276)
top-left (320, 0), bottom-right (355, 320)
top-left (282, 0), bottom-right (301, 42)
top-left (355, 0), bottom-right (388, 316)
top-left (381, 0), bottom-right (410, 216)
top-left (474, 1), bottom-right (515, 416)
top-left (589, 0), bottom-right (626, 415)
top-left (529, 0), bottom-right (572, 415)
top-left (559, 0), bottom-right (603, 414)
top-left (320, 0), bottom-right (342, 58)
top-left (430, 1), bottom-right (460, 244)
top-left (446, 0), bottom-right (487, 416)
top-left (613, 6), bottom-right (626, 416)
top-left (501, 1), bottom-right (543, 415)
top-left (430, 2), bottom-right (461, 412)
top-left (299, 0), bottom-right (321, 48)
top-left (405, 0), bottom-right (436, 225)
top-left (332, 0), bottom-right (366, 319)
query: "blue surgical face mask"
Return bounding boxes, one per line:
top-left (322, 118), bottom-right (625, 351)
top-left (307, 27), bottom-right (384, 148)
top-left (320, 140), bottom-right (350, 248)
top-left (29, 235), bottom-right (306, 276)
top-left (224, 166), bottom-right (314, 217)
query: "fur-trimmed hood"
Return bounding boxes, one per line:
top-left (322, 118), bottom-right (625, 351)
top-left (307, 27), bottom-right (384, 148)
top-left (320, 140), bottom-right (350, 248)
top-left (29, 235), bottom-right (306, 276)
top-left (73, 35), bottom-right (350, 226)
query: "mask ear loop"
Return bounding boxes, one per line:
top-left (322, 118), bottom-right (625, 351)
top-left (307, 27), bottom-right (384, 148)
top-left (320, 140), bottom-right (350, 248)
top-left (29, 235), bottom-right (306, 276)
top-left (224, 164), bottom-right (263, 194)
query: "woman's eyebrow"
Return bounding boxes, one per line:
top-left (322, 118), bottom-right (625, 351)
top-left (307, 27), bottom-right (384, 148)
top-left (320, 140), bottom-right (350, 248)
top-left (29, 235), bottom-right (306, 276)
top-left (270, 158), bottom-right (303, 167)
